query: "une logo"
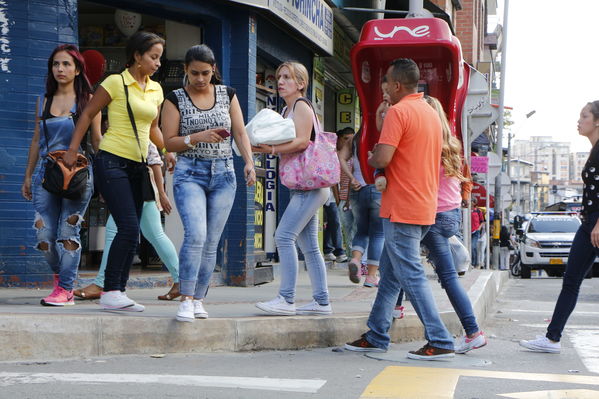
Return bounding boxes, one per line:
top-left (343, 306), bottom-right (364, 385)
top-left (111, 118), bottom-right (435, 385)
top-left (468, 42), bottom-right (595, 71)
top-left (373, 25), bottom-right (430, 40)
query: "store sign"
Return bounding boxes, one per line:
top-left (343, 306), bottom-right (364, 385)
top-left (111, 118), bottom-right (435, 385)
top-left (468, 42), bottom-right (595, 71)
top-left (254, 178), bottom-right (265, 250)
top-left (264, 154), bottom-right (277, 253)
top-left (337, 88), bottom-right (355, 130)
top-left (229, 0), bottom-right (333, 54)
top-left (471, 156), bottom-right (489, 173)
top-left (269, 0), bottom-right (333, 54)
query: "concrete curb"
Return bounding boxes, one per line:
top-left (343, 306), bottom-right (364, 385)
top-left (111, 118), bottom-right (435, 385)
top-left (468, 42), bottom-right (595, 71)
top-left (0, 271), bottom-right (508, 361)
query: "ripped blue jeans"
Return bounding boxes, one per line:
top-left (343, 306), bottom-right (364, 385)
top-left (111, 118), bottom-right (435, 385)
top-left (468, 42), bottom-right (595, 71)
top-left (32, 160), bottom-right (93, 290)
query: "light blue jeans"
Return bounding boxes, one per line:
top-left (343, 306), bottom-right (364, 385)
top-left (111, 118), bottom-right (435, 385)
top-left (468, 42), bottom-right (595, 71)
top-left (32, 161), bottom-right (94, 290)
top-left (94, 201), bottom-right (179, 287)
top-left (366, 219), bottom-right (454, 350)
top-left (276, 188), bottom-right (330, 305)
top-left (422, 208), bottom-right (478, 336)
top-left (349, 185), bottom-right (384, 265)
top-left (174, 156), bottom-right (236, 298)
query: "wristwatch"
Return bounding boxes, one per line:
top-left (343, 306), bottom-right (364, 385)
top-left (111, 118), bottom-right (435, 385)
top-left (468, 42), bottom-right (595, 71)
top-left (183, 135), bottom-right (194, 148)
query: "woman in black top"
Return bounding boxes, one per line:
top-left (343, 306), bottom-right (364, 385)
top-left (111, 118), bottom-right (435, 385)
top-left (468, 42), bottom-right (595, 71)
top-left (520, 101), bottom-right (599, 353)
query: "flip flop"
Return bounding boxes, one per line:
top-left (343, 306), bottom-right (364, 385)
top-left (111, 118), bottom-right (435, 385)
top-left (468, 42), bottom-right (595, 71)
top-left (158, 283), bottom-right (180, 301)
top-left (73, 283), bottom-right (102, 300)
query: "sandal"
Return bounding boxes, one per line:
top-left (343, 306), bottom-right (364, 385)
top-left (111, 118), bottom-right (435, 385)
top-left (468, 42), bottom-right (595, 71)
top-left (158, 283), bottom-right (180, 301)
top-left (73, 283), bottom-right (102, 300)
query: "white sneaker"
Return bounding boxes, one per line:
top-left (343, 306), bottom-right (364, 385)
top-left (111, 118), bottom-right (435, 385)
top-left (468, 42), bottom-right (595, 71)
top-left (176, 299), bottom-right (195, 322)
top-left (255, 295), bottom-right (296, 315)
top-left (193, 299), bottom-right (208, 319)
top-left (120, 292), bottom-right (145, 312)
top-left (324, 253), bottom-right (337, 261)
top-left (296, 300), bottom-right (332, 315)
top-left (100, 290), bottom-right (145, 311)
top-left (519, 335), bottom-right (561, 353)
top-left (455, 331), bottom-right (487, 354)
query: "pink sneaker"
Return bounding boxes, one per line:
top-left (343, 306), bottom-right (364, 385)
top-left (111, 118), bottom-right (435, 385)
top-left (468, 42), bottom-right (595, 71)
top-left (363, 275), bottom-right (379, 288)
top-left (393, 305), bottom-right (405, 319)
top-left (41, 286), bottom-right (75, 306)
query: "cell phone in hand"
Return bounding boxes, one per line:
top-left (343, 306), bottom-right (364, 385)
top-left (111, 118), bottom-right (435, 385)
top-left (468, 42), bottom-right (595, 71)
top-left (215, 129), bottom-right (231, 138)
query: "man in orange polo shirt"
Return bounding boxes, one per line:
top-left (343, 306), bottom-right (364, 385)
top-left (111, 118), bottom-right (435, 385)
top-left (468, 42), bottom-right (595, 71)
top-left (345, 58), bottom-right (455, 360)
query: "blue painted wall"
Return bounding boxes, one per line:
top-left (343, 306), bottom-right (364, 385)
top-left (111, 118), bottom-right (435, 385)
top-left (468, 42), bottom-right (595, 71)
top-left (0, 0), bottom-right (79, 287)
top-left (0, 0), bottom-right (316, 287)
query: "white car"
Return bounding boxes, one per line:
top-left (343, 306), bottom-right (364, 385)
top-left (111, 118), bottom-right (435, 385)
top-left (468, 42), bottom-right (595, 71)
top-left (518, 212), bottom-right (581, 279)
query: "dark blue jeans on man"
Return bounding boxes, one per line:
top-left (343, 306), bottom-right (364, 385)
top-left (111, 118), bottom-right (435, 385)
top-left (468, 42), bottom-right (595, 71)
top-left (546, 211), bottom-right (599, 342)
top-left (366, 219), bottom-right (454, 350)
top-left (94, 150), bottom-right (144, 292)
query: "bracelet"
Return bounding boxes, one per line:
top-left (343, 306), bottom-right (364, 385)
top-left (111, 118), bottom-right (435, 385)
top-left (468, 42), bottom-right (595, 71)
top-left (161, 147), bottom-right (167, 154)
top-left (271, 145), bottom-right (276, 155)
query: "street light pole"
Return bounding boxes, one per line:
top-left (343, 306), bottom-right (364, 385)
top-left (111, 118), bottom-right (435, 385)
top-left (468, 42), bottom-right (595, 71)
top-left (492, 0), bottom-right (510, 269)
top-left (512, 110), bottom-right (536, 216)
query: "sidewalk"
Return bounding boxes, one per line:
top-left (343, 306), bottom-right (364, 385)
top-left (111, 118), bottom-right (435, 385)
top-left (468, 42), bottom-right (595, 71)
top-left (0, 263), bottom-right (507, 361)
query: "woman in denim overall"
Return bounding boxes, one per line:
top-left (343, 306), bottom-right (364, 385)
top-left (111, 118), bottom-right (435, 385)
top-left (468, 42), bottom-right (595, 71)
top-left (22, 44), bottom-right (101, 306)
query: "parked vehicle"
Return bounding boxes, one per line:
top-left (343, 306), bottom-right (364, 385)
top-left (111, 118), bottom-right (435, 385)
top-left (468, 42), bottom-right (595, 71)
top-left (544, 201), bottom-right (582, 213)
top-left (516, 212), bottom-right (584, 279)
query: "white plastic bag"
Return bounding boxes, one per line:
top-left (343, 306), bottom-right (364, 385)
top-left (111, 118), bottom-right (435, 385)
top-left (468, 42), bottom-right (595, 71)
top-left (245, 108), bottom-right (296, 145)
top-left (449, 235), bottom-right (470, 274)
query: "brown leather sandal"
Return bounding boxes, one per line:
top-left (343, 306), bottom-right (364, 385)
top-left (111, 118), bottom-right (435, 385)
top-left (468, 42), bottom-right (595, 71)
top-left (73, 283), bottom-right (102, 300)
top-left (158, 283), bottom-right (180, 301)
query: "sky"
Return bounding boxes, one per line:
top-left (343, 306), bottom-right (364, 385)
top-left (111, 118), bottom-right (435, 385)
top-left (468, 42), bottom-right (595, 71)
top-left (497, 0), bottom-right (599, 153)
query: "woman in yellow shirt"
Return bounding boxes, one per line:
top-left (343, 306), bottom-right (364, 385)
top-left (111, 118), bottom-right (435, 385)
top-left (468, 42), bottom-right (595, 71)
top-left (64, 31), bottom-right (174, 311)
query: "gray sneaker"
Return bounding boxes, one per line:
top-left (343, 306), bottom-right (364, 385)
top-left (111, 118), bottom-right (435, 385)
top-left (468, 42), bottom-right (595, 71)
top-left (176, 299), bottom-right (194, 322)
top-left (519, 335), bottom-right (561, 353)
top-left (323, 253), bottom-right (337, 261)
top-left (296, 300), bottom-right (332, 315)
top-left (336, 254), bottom-right (348, 263)
top-left (193, 299), bottom-right (209, 319)
top-left (256, 295), bottom-right (296, 315)
top-left (100, 290), bottom-right (135, 310)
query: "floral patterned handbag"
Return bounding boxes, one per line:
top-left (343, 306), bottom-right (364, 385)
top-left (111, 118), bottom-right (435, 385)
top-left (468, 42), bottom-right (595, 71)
top-left (279, 100), bottom-right (340, 190)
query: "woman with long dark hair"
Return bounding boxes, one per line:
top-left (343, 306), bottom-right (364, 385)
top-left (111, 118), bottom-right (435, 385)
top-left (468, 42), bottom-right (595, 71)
top-left (64, 31), bottom-right (173, 311)
top-left (22, 44), bottom-right (101, 306)
top-left (520, 101), bottom-right (599, 353)
top-left (161, 44), bottom-right (255, 322)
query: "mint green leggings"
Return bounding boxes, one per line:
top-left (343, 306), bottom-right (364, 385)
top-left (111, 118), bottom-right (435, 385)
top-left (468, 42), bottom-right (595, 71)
top-left (94, 201), bottom-right (179, 287)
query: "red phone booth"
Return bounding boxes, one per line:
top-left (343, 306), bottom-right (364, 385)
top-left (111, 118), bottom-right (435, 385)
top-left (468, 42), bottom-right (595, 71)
top-left (350, 18), bottom-right (469, 183)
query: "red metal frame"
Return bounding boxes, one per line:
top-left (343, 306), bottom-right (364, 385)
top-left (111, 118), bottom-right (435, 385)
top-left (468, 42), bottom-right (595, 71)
top-left (350, 18), bottom-right (468, 183)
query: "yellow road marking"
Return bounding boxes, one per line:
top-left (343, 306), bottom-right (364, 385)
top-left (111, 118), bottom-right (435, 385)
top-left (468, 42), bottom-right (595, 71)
top-left (359, 367), bottom-right (599, 399)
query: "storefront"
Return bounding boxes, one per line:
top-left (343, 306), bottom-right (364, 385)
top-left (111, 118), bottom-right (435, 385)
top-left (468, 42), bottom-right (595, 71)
top-left (0, 0), bottom-right (339, 287)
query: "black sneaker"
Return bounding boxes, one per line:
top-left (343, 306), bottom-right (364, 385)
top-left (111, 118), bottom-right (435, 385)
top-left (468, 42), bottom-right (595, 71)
top-left (344, 335), bottom-right (387, 352)
top-left (407, 343), bottom-right (455, 360)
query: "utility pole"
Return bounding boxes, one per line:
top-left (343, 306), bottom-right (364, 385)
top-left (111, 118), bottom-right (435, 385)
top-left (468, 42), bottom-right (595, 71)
top-left (492, 0), bottom-right (509, 269)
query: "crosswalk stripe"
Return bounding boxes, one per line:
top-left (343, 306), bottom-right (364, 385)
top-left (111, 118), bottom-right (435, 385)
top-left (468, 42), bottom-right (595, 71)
top-left (570, 330), bottom-right (599, 374)
top-left (0, 372), bottom-right (326, 393)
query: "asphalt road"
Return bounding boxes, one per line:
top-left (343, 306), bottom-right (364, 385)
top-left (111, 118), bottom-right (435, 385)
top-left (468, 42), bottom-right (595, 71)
top-left (1, 275), bottom-right (598, 398)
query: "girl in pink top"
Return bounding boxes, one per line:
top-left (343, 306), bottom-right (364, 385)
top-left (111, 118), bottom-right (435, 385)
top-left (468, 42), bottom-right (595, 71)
top-left (419, 96), bottom-right (487, 354)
